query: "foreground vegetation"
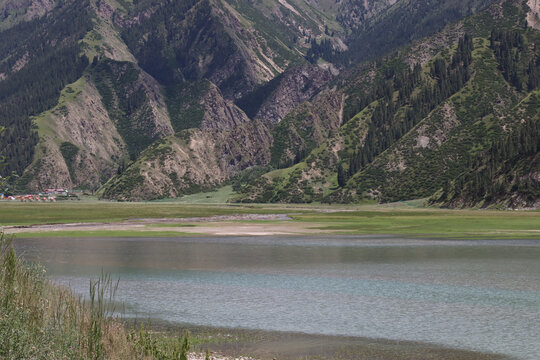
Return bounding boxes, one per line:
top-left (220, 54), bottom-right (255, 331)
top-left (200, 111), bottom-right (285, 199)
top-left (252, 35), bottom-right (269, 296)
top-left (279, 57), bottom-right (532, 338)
top-left (0, 231), bottom-right (197, 359)
top-left (0, 201), bottom-right (538, 239)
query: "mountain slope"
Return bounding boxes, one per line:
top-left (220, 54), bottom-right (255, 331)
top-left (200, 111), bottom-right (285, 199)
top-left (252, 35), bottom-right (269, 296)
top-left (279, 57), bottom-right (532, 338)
top-left (98, 120), bottom-right (272, 200)
top-left (0, 0), bottom-right (330, 192)
top-left (18, 76), bottom-right (127, 191)
top-left (234, 0), bottom-right (539, 208)
top-left (1, 0), bottom-right (537, 207)
top-left (340, 0), bottom-right (497, 63)
top-left (0, 0), bottom-right (92, 178)
top-left (118, 0), bottom-right (339, 99)
top-left (0, 0), bottom-right (57, 31)
top-left (429, 94), bottom-right (540, 209)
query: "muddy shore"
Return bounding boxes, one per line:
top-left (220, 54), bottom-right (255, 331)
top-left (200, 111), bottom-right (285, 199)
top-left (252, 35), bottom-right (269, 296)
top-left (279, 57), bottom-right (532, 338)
top-left (3, 214), bottom-right (327, 236)
top-left (128, 320), bottom-right (510, 360)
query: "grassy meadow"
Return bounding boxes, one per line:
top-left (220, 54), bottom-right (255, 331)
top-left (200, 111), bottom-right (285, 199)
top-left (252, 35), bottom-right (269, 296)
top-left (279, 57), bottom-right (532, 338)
top-left (0, 201), bottom-right (289, 226)
top-left (0, 200), bottom-right (538, 239)
top-left (291, 208), bottom-right (540, 239)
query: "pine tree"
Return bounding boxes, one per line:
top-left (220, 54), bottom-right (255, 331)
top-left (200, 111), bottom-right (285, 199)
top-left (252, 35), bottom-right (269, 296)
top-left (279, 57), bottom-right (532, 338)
top-left (337, 163), bottom-right (347, 187)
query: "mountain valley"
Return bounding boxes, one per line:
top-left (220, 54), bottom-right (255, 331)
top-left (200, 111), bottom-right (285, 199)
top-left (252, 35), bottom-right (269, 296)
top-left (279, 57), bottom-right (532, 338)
top-left (0, 0), bottom-right (538, 208)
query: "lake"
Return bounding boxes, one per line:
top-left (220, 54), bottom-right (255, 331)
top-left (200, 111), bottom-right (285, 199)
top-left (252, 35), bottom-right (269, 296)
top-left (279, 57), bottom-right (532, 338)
top-left (14, 235), bottom-right (540, 359)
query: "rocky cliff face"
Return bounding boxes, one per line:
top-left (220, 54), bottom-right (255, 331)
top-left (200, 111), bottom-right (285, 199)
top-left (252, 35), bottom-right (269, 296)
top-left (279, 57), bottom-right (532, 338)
top-left (527, 0), bottom-right (540, 30)
top-left (21, 76), bottom-right (127, 191)
top-left (99, 120), bottom-right (273, 200)
top-left (200, 83), bottom-right (251, 130)
top-left (0, 0), bottom-right (56, 29)
top-left (255, 65), bottom-right (334, 125)
top-left (336, 0), bottom-right (397, 30)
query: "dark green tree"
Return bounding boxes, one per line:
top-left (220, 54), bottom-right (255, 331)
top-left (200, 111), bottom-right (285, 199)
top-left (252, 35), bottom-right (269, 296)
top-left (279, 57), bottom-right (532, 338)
top-left (337, 163), bottom-right (347, 187)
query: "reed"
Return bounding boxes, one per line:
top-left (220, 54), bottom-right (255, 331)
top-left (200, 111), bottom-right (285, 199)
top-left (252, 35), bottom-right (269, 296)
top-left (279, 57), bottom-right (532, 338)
top-left (0, 231), bottom-right (191, 359)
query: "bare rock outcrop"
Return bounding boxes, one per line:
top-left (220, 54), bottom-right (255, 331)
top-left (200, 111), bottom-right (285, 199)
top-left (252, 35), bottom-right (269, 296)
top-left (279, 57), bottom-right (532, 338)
top-left (201, 83), bottom-right (251, 130)
top-left (255, 65), bottom-right (334, 125)
top-left (99, 121), bottom-right (273, 200)
top-left (24, 138), bottom-right (74, 191)
top-left (24, 77), bottom-right (128, 191)
top-left (136, 69), bottom-right (174, 138)
top-left (0, 0), bottom-right (56, 24)
top-left (527, 0), bottom-right (540, 30)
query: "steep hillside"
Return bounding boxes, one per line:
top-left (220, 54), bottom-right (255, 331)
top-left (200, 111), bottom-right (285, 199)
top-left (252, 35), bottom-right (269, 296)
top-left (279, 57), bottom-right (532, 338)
top-left (269, 90), bottom-right (344, 169)
top-left (0, 0), bottom-right (537, 206)
top-left (17, 76), bottom-right (127, 191)
top-left (99, 62), bottom-right (336, 200)
top-left (98, 120), bottom-right (272, 200)
top-left (0, 0), bottom-right (92, 178)
top-left (237, 64), bottom-right (335, 124)
top-left (235, 0), bottom-right (539, 208)
top-left (337, 7), bottom-right (539, 206)
top-left (91, 59), bottom-right (174, 159)
top-left (14, 56), bottom-right (177, 192)
top-left (118, 0), bottom-right (337, 99)
top-left (336, 0), bottom-right (397, 31)
top-left (2, 0), bottom-right (326, 192)
top-left (0, 0), bottom-right (57, 30)
top-left (430, 95), bottom-right (540, 209)
top-left (341, 0), bottom-right (497, 63)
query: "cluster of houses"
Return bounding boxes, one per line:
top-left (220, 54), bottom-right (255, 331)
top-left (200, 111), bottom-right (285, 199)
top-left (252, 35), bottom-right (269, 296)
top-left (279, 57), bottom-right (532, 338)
top-left (0, 188), bottom-right (69, 202)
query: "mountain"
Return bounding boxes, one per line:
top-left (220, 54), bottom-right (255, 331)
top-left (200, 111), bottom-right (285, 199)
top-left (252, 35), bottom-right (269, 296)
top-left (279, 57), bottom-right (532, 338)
top-left (0, 0), bottom-right (538, 208)
top-left (233, 0), bottom-right (540, 208)
top-left (429, 112), bottom-right (539, 209)
top-left (340, 0), bottom-right (497, 63)
top-left (0, 0), bottom-right (336, 191)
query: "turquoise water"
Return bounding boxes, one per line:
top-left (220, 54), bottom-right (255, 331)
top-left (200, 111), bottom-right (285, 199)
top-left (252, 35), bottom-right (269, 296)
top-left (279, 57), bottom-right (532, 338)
top-left (15, 236), bottom-right (540, 359)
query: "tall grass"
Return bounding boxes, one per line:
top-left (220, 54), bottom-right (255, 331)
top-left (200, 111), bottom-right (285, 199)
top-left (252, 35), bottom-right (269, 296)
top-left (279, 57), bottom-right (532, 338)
top-left (0, 231), bottom-right (193, 359)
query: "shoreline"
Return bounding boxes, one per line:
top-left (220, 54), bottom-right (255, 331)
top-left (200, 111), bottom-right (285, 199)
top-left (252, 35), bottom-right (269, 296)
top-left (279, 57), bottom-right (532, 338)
top-left (3, 213), bottom-right (330, 237)
top-left (4, 214), bottom-right (322, 237)
top-left (125, 319), bottom-right (511, 360)
top-left (4, 213), bottom-right (540, 240)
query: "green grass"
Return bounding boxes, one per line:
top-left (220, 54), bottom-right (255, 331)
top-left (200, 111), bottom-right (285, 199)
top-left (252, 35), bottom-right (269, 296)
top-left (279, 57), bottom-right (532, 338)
top-left (291, 209), bottom-right (540, 239)
top-left (1, 202), bottom-right (538, 239)
top-left (32, 77), bottom-right (88, 139)
top-left (0, 202), bottom-right (290, 226)
top-left (0, 232), bottom-right (130, 359)
top-left (145, 223), bottom-right (198, 228)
